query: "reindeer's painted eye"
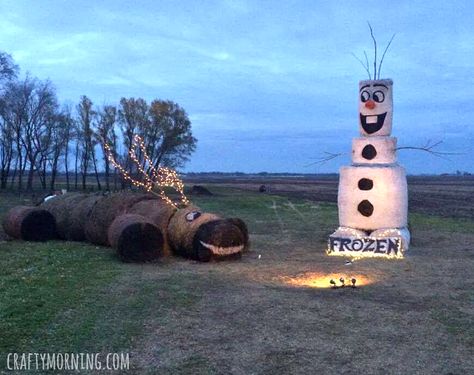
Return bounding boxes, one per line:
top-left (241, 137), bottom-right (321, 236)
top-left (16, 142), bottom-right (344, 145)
top-left (186, 211), bottom-right (202, 222)
top-left (360, 90), bottom-right (370, 102)
top-left (373, 90), bottom-right (385, 103)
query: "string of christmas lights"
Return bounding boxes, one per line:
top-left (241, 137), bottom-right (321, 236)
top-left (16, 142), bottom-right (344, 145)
top-left (103, 134), bottom-right (190, 209)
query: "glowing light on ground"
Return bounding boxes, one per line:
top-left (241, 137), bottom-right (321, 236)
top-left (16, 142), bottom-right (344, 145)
top-left (326, 249), bottom-right (404, 260)
top-left (279, 272), bottom-right (374, 289)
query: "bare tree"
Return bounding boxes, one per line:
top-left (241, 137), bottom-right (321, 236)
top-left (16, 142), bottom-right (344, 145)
top-left (22, 80), bottom-right (58, 190)
top-left (95, 104), bottom-right (117, 190)
top-left (73, 133), bottom-right (80, 190)
top-left (146, 100), bottom-right (197, 169)
top-left (2, 79), bottom-right (27, 190)
top-left (48, 109), bottom-right (75, 190)
top-left (1, 76), bottom-right (58, 190)
top-left (118, 97), bottom-right (149, 179)
top-left (0, 50), bottom-right (198, 192)
top-left (116, 98), bottom-right (196, 179)
top-left (0, 52), bottom-right (19, 188)
top-left (0, 111), bottom-right (15, 189)
top-left (0, 51), bottom-right (18, 84)
top-left (61, 107), bottom-right (75, 190)
top-left (76, 95), bottom-right (97, 190)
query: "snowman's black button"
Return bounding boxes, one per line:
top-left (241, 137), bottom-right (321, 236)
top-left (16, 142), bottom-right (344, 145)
top-left (362, 144), bottom-right (377, 160)
top-left (358, 200), bottom-right (374, 217)
top-left (358, 178), bottom-right (373, 190)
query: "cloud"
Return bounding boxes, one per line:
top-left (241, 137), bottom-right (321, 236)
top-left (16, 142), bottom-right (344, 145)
top-left (0, 0), bottom-right (473, 173)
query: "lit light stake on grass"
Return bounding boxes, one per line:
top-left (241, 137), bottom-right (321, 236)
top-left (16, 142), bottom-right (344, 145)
top-left (329, 277), bottom-right (356, 289)
top-left (351, 278), bottom-right (357, 288)
top-left (282, 273), bottom-right (369, 289)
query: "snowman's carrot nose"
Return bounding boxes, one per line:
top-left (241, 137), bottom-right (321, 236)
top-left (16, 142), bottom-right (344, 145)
top-left (365, 100), bottom-right (376, 110)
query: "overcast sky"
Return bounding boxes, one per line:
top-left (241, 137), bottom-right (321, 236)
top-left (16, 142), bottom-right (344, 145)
top-left (1, 0), bottom-right (472, 174)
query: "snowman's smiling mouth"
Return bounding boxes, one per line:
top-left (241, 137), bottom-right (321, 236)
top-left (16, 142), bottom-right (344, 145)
top-left (360, 112), bottom-right (387, 134)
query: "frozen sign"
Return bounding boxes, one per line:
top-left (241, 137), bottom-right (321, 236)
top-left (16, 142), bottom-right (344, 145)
top-left (328, 236), bottom-right (402, 258)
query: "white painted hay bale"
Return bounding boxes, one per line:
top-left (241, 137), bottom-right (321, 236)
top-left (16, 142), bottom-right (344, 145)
top-left (359, 79), bottom-right (393, 136)
top-left (352, 136), bottom-right (397, 164)
top-left (338, 164), bottom-right (408, 230)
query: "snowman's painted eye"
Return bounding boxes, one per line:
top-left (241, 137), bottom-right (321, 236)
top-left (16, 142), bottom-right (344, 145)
top-left (360, 90), bottom-right (370, 102)
top-left (373, 90), bottom-right (385, 103)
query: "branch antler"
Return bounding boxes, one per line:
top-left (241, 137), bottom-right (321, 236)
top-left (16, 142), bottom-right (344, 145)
top-left (104, 134), bottom-right (189, 208)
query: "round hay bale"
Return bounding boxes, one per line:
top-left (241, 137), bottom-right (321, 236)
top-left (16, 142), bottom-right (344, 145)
top-left (192, 219), bottom-right (245, 262)
top-left (108, 214), bottom-right (164, 262)
top-left (190, 185), bottom-right (213, 196)
top-left (224, 217), bottom-right (250, 251)
top-left (2, 206), bottom-right (57, 241)
top-left (167, 205), bottom-right (220, 259)
top-left (128, 199), bottom-right (177, 256)
top-left (84, 192), bottom-right (157, 246)
top-left (41, 193), bottom-right (90, 239)
top-left (67, 194), bottom-right (104, 241)
top-left (34, 191), bottom-right (56, 206)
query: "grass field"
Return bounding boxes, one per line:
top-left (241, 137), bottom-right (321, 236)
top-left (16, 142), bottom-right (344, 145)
top-left (1, 184), bottom-right (474, 374)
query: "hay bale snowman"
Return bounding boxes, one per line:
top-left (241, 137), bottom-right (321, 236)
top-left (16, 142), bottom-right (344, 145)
top-left (328, 78), bottom-right (410, 258)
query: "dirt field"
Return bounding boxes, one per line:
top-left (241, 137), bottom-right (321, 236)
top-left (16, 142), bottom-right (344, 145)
top-left (188, 175), bottom-right (474, 219)
top-left (1, 179), bottom-right (474, 374)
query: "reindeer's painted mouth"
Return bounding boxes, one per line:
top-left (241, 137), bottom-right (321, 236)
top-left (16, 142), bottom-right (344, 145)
top-left (360, 112), bottom-right (387, 134)
top-left (193, 218), bottom-right (248, 261)
top-left (199, 241), bottom-right (244, 255)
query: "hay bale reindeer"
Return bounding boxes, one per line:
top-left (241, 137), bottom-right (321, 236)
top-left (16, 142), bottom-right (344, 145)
top-left (2, 136), bottom-right (249, 263)
top-left (3, 193), bottom-right (248, 262)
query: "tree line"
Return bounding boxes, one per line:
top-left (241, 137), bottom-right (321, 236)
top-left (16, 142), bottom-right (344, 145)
top-left (0, 51), bottom-right (197, 192)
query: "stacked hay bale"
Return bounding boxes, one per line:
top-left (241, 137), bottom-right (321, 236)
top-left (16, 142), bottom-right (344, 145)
top-left (41, 191), bottom-right (165, 262)
top-left (108, 214), bottom-right (163, 262)
top-left (67, 194), bottom-right (104, 241)
top-left (127, 199), bottom-right (177, 256)
top-left (124, 201), bottom-right (249, 262)
top-left (83, 192), bottom-right (156, 246)
top-left (42, 193), bottom-right (94, 240)
top-left (2, 206), bottom-right (57, 241)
